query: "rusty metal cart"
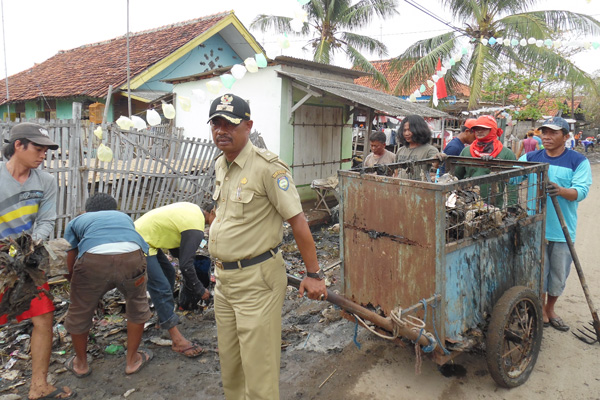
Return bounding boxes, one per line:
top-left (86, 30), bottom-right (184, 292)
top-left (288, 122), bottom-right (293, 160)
top-left (336, 156), bottom-right (549, 388)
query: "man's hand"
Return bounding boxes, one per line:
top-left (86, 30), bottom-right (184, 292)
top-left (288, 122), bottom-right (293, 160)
top-left (179, 285), bottom-right (209, 310)
top-left (480, 155), bottom-right (494, 161)
top-left (435, 152), bottom-right (448, 162)
top-left (298, 277), bottom-right (327, 301)
top-left (546, 181), bottom-right (561, 197)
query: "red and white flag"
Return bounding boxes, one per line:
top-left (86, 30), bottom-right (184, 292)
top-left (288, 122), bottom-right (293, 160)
top-left (433, 58), bottom-right (448, 107)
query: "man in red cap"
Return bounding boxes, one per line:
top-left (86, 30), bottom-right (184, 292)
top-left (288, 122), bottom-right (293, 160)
top-left (453, 115), bottom-right (518, 207)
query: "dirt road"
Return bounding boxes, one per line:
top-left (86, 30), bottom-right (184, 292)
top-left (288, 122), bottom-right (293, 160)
top-left (7, 164), bottom-right (599, 400)
top-left (290, 163), bottom-right (600, 400)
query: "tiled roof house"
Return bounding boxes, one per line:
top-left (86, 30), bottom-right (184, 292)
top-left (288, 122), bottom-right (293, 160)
top-left (508, 94), bottom-right (585, 121)
top-left (0, 11), bottom-right (264, 122)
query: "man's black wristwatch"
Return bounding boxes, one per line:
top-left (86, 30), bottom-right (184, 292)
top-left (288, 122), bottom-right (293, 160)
top-left (306, 269), bottom-right (324, 280)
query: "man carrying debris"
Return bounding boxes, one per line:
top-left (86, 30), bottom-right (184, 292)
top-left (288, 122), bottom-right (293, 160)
top-left (63, 193), bottom-right (153, 377)
top-left (0, 122), bottom-right (74, 399)
top-left (207, 93), bottom-right (327, 400)
top-left (518, 117), bottom-right (592, 332)
top-left (134, 202), bottom-right (210, 357)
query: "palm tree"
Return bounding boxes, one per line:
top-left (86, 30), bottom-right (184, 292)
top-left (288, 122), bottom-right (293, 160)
top-left (391, 0), bottom-right (600, 109)
top-left (251, 0), bottom-right (399, 89)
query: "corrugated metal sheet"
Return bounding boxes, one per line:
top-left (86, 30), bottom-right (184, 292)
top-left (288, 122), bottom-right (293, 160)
top-left (293, 105), bottom-right (342, 185)
top-left (277, 70), bottom-right (449, 118)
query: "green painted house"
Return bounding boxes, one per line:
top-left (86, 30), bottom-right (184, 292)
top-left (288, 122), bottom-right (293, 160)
top-left (0, 11), bottom-right (264, 123)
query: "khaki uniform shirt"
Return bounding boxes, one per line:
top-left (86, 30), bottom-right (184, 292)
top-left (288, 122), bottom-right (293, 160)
top-left (209, 141), bottom-right (302, 262)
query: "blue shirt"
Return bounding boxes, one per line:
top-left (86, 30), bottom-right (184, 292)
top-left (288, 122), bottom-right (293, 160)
top-left (519, 149), bottom-right (592, 242)
top-left (64, 210), bottom-right (149, 258)
top-left (440, 137), bottom-right (466, 174)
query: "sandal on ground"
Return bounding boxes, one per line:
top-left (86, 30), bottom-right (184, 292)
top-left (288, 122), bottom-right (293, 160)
top-left (65, 356), bottom-right (92, 378)
top-left (126, 348), bottom-right (153, 375)
top-left (174, 342), bottom-right (205, 358)
top-left (31, 387), bottom-right (77, 399)
top-left (549, 317), bottom-right (570, 332)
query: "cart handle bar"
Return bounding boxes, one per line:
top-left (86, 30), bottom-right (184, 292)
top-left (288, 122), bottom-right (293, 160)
top-left (287, 274), bottom-right (436, 348)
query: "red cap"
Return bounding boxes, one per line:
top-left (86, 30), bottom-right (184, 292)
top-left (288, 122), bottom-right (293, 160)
top-left (471, 115), bottom-right (497, 129)
top-left (464, 119), bottom-right (477, 129)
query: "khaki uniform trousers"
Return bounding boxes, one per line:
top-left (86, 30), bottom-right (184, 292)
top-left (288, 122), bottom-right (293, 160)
top-left (215, 251), bottom-right (287, 400)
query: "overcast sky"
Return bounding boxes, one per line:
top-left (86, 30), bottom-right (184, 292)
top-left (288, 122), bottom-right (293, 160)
top-left (2, 0), bottom-right (600, 78)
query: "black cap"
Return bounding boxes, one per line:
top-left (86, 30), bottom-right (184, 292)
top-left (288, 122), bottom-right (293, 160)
top-left (9, 122), bottom-right (59, 150)
top-left (207, 94), bottom-right (251, 125)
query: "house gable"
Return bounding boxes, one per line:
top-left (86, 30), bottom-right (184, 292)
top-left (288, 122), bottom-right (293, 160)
top-left (128, 13), bottom-right (263, 92)
top-left (0, 11), bottom-right (264, 122)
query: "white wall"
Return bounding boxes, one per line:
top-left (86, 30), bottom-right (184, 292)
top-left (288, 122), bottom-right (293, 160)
top-left (173, 66), bottom-right (284, 154)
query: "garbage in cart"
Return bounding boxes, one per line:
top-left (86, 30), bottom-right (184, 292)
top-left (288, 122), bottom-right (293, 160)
top-left (335, 156), bottom-right (549, 388)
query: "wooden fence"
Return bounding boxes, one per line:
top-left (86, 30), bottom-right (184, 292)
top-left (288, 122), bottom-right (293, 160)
top-left (1, 117), bottom-right (218, 238)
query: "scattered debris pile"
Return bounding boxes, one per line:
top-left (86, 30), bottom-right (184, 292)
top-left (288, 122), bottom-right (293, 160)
top-left (0, 225), bottom-right (343, 398)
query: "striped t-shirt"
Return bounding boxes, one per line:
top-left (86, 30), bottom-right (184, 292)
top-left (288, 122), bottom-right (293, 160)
top-left (0, 163), bottom-right (57, 240)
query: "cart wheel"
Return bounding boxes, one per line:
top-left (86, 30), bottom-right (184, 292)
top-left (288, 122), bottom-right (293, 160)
top-left (486, 286), bottom-right (543, 388)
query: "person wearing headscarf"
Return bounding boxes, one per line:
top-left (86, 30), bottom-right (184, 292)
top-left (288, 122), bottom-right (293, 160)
top-left (453, 115), bottom-right (518, 207)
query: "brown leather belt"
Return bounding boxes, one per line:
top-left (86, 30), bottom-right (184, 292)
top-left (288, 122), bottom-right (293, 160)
top-left (216, 245), bottom-right (281, 270)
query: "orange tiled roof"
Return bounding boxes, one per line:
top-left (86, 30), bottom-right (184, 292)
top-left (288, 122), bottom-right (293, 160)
top-left (0, 12), bottom-right (230, 105)
top-left (354, 59), bottom-right (470, 97)
top-left (507, 94), bottom-right (583, 116)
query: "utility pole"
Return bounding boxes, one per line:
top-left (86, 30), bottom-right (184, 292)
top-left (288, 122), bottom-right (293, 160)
top-left (1, 0), bottom-right (9, 117)
top-left (126, 0), bottom-right (132, 117)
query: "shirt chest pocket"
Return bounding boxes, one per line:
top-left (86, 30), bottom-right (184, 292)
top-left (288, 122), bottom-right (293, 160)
top-left (229, 190), bottom-right (254, 222)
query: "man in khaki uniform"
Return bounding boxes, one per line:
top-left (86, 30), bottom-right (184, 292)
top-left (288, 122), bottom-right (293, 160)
top-left (208, 93), bottom-right (327, 400)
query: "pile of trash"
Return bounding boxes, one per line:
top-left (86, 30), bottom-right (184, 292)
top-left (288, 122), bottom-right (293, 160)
top-left (0, 234), bottom-right (54, 320)
top-left (440, 174), bottom-right (516, 241)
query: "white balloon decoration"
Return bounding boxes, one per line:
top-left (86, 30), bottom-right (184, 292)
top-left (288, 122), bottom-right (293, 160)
top-left (146, 109), bottom-right (161, 126)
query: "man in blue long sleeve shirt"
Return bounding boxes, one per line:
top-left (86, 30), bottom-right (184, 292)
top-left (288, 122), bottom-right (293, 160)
top-left (519, 117), bottom-right (592, 332)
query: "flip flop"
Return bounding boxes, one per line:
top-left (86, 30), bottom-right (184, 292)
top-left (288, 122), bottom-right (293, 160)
top-left (126, 348), bottom-right (153, 375)
top-left (32, 387), bottom-right (77, 399)
top-left (174, 342), bottom-right (205, 358)
top-left (543, 321), bottom-right (550, 327)
top-left (64, 356), bottom-right (91, 378)
top-left (549, 317), bottom-right (570, 332)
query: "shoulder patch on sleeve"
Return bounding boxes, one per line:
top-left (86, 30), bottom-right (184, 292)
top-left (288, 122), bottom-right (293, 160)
top-left (255, 148), bottom-right (279, 163)
top-left (276, 175), bottom-right (290, 191)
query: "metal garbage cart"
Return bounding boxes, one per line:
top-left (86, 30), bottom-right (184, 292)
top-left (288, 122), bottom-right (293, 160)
top-left (337, 156), bottom-right (549, 387)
